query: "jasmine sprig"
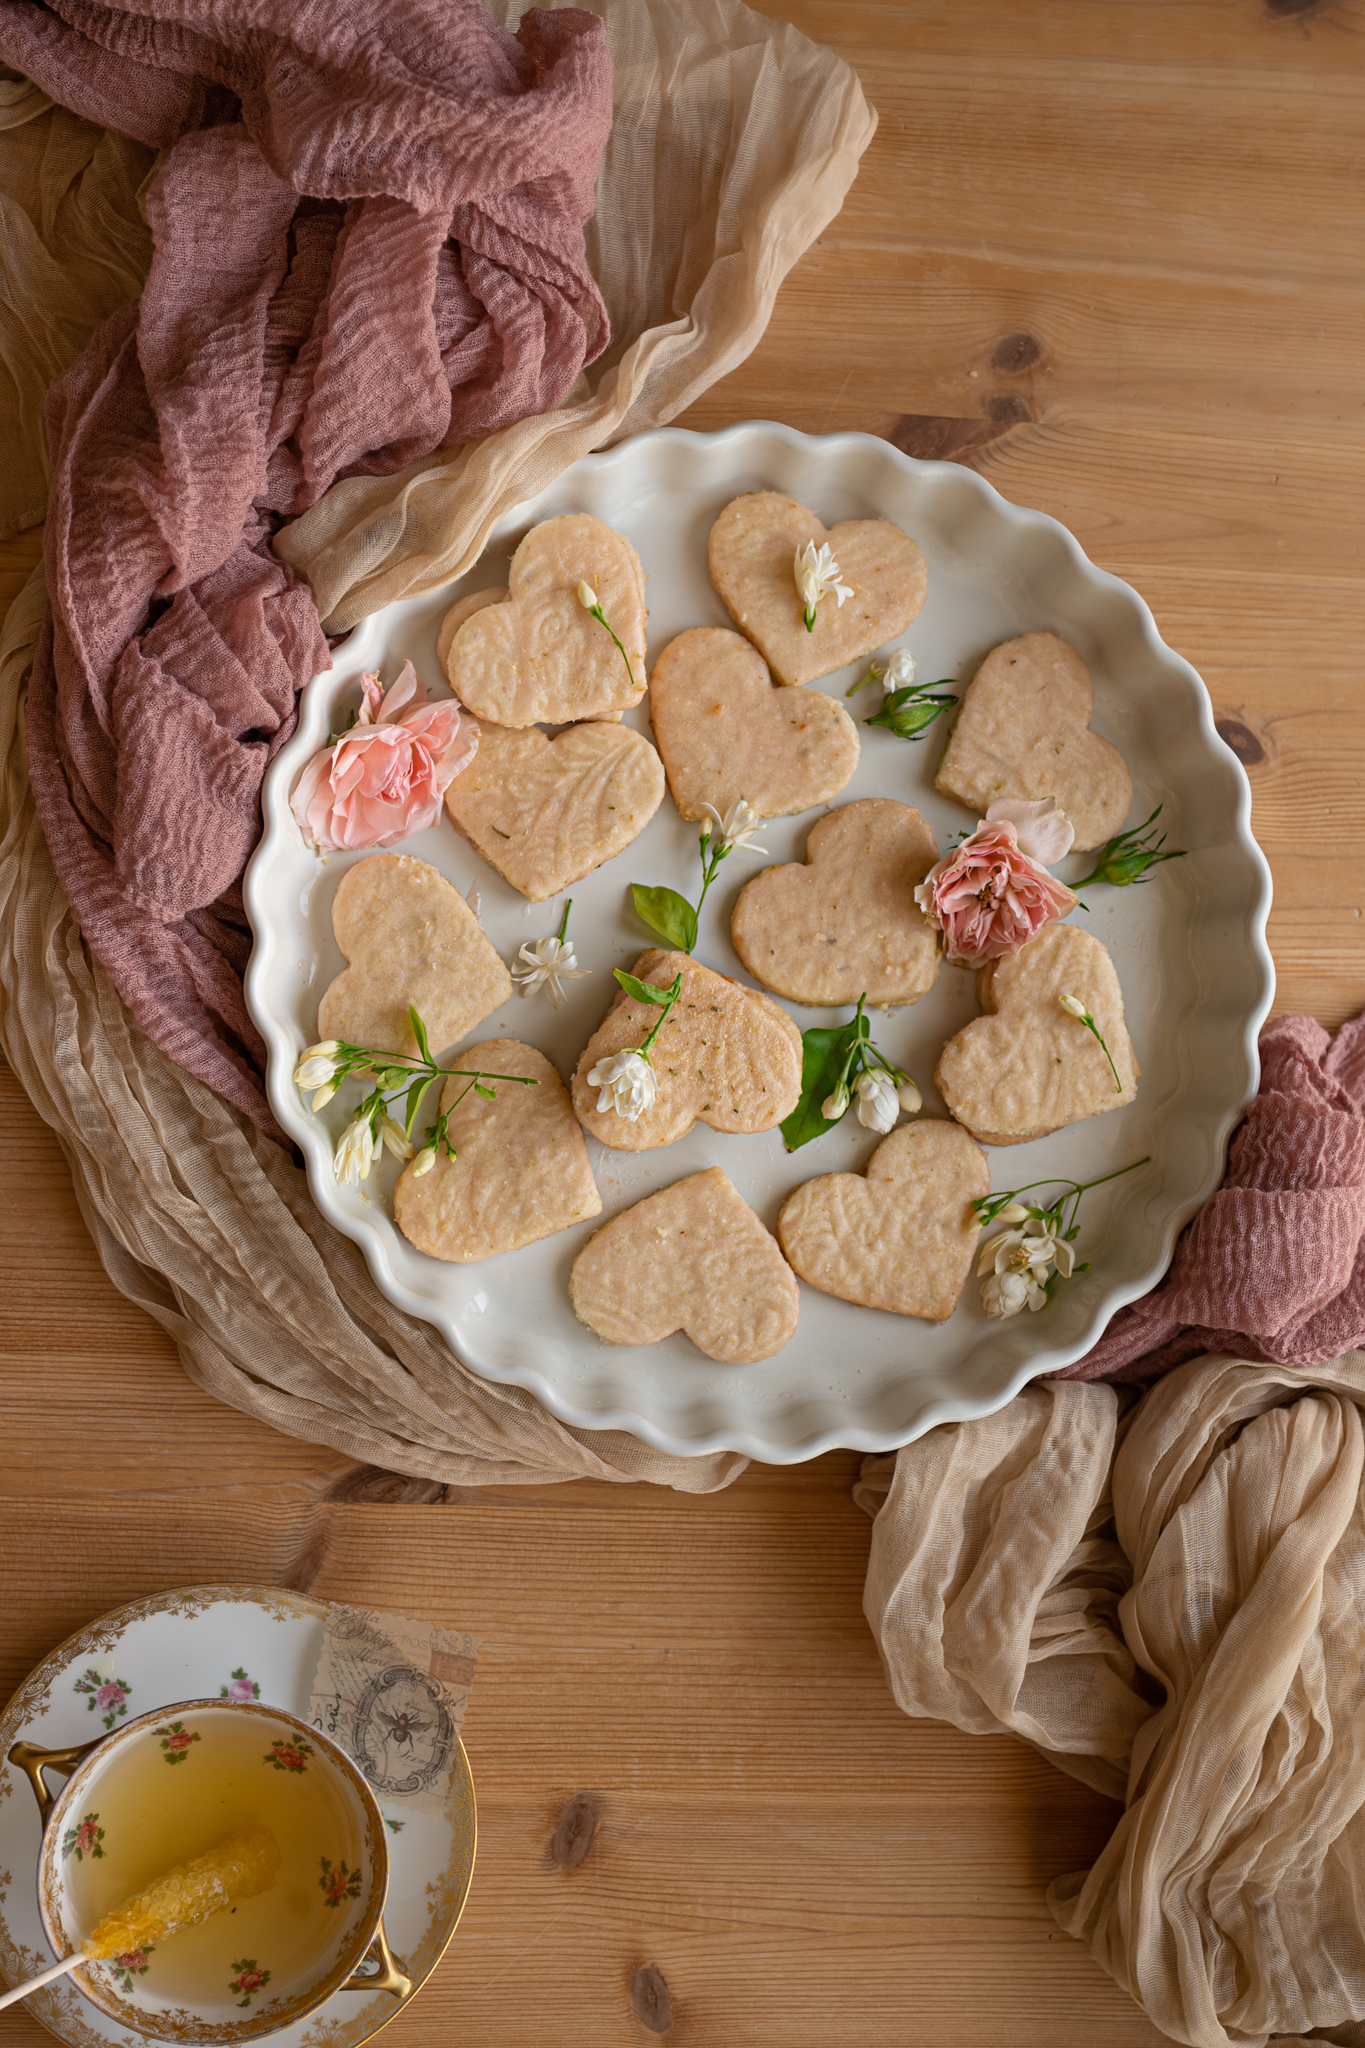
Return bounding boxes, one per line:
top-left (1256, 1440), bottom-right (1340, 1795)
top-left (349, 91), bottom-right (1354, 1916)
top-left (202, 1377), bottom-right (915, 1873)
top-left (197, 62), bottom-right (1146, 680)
top-left (294, 1005), bottom-right (538, 1184)
top-left (971, 1157), bottom-right (1150, 1319)
top-left (1073, 806), bottom-right (1186, 889)
top-left (576, 579), bottom-right (638, 694)
top-left (781, 994), bottom-right (921, 1151)
top-left (630, 798), bottom-right (768, 954)
top-left (972, 1157), bottom-right (1151, 1236)
top-left (585, 971), bottom-right (683, 1122)
top-left (1059, 993), bottom-right (1123, 1093)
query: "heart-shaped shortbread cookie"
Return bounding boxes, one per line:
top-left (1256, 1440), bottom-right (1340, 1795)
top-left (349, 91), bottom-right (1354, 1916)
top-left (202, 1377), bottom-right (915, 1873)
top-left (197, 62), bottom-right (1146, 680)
top-left (778, 1121), bottom-right (989, 1319)
top-left (444, 514), bottom-right (647, 727)
top-left (317, 852), bottom-right (512, 1056)
top-left (648, 627), bottom-right (859, 820)
top-left (569, 1167), bottom-right (800, 1363)
top-left (571, 948), bottom-right (803, 1152)
top-left (731, 799), bottom-right (941, 1007)
top-left (444, 721), bottom-right (665, 902)
top-left (394, 1039), bottom-right (600, 1262)
top-left (437, 585), bottom-right (507, 674)
top-left (935, 632), bottom-right (1133, 852)
top-left (936, 923), bottom-right (1139, 1144)
top-left (708, 491), bottom-right (927, 686)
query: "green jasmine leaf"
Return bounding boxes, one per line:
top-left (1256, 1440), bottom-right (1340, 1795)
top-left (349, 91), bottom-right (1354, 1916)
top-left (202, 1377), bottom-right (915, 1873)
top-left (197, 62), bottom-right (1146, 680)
top-left (780, 1019), bottom-right (864, 1151)
top-left (473, 1083), bottom-right (497, 1101)
top-left (403, 1073), bottom-right (436, 1137)
top-left (408, 1006), bottom-right (433, 1065)
top-left (630, 883), bottom-right (698, 953)
top-left (614, 968), bottom-right (677, 1007)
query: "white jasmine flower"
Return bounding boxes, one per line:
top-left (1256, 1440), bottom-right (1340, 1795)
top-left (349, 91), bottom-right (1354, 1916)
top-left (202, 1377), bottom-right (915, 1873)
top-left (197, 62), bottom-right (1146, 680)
top-left (854, 1068), bottom-right (899, 1134)
top-left (982, 1268), bottom-right (1032, 1319)
top-left (895, 1075), bottom-right (922, 1114)
top-left (994, 1201), bottom-right (1030, 1224)
top-left (513, 933), bottom-right (590, 1008)
top-left (883, 647), bottom-right (916, 686)
top-left (587, 1048), bottom-right (657, 1121)
top-left (794, 539), bottom-right (854, 624)
top-left (1059, 992), bottom-right (1088, 1021)
top-left (311, 1082), bottom-right (338, 1111)
top-left (334, 1118), bottom-right (377, 1185)
top-left (411, 1146), bottom-right (437, 1177)
top-left (821, 1086), bottom-right (849, 1121)
top-left (378, 1114), bottom-right (414, 1162)
top-left (698, 797), bottom-right (768, 856)
top-left (295, 1048), bottom-right (340, 1089)
top-left (576, 579), bottom-right (599, 611)
top-left (976, 1219), bottom-right (1073, 1316)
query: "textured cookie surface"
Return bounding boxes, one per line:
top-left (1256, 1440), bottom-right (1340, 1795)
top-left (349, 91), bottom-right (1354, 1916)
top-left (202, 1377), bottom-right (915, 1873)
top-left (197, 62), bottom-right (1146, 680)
top-left (394, 1040), bottom-right (600, 1262)
top-left (443, 514), bottom-right (647, 726)
top-left (778, 1121), bottom-right (989, 1320)
top-left (444, 721), bottom-right (665, 901)
top-left (316, 853), bottom-right (512, 1056)
top-left (935, 632), bottom-right (1133, 852)
top-left (731, 799), bottom-right (941, 1007)
top-left (571, 948), bottom-right (803, 1152)
top-left (708, 491), bottom-right (927, 686)
top-left (569, 1167), bottom-right (800, 1363)
top-left (936, 923), bottom-right (1140, 1144)
top-left (648, 627), bottom-right (859, 821)
top-left (437, 585), bottom-right (507, 674)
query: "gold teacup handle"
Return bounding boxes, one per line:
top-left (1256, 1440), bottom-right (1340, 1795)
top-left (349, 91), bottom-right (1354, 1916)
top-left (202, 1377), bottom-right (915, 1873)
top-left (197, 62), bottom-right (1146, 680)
top-left (342, 1920), bottom-right (411, 1999)
top-left (8, 1737), bottom-right (104, 1829)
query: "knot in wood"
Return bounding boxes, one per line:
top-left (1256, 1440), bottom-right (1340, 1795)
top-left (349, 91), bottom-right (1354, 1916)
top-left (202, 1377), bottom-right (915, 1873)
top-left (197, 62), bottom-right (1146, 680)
top-left (630, 1963), bottom-right (673, 2034)
top-left (1214, 716), bottom-right (1267, 768)
top-left (990, 330), bottom-right (1043, 373)
top-left (550, 1790), bottom-right (603, 1871)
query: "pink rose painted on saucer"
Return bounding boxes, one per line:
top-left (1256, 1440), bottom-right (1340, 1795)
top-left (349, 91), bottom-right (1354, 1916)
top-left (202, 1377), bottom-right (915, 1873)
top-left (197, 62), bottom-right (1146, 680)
top-left (291, 662), bottom-right (478, 854)
top-left (915, 798), bottom-right (1078, 967)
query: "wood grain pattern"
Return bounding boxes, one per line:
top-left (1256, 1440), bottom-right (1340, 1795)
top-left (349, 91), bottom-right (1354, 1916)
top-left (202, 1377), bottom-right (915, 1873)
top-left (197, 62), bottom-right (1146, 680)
top-left (3, 5), bottom-right (1363, 2042)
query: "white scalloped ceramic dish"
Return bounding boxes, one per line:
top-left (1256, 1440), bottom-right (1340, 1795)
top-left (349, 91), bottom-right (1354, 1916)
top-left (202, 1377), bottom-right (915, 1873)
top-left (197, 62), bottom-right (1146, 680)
top-left (245, 423), bottom-right (1273, 1463)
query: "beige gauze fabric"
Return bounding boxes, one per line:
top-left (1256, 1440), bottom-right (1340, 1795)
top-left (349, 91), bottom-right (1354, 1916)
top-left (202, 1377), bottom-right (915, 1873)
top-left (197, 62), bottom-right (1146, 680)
top-left (856, 1356), bottom-right (1365, 2048)
top-left (0, 0), bottom-right (874, 1488)
top-left (0, 68), bottom-right (153, 538)
top-left (275, 0), bottom-right (878, 627)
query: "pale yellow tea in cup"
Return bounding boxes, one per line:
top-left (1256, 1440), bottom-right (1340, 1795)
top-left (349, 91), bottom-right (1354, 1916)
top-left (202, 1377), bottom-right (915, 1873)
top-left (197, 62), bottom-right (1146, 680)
top-left (49, 1702), bottom-right (383, 2029)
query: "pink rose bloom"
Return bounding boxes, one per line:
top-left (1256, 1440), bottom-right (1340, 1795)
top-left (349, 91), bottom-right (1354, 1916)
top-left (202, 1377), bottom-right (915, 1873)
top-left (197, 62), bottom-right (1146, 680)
top-left (227, 1676), bottom-right (255, 1702)
top-left (96, 1682), bottom-right (126, 1712)
top-left (291, 662), bottom-right (478, 853)
top-left (916, 799), bottom-right (1077, 966)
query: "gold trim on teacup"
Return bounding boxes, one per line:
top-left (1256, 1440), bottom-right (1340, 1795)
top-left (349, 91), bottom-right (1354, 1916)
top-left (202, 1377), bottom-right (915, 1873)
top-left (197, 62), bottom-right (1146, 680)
top-left (36, 1700), bottom-right (390, 2044)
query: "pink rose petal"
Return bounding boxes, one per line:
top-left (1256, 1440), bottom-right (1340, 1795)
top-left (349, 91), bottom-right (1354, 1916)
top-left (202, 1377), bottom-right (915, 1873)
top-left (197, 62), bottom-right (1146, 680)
top-left (984, 797), bottom-right (1075, 866)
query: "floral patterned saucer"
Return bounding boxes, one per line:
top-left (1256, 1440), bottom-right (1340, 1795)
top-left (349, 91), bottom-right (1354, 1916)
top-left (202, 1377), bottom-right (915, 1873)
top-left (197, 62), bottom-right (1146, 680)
top-left (0, 1587), bottom-right (476, 2048)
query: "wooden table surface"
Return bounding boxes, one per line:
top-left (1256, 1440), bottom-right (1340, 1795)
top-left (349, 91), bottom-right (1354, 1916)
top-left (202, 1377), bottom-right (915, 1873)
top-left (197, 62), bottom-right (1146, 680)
top-left (3, 5), bottom-right (1363, 2043)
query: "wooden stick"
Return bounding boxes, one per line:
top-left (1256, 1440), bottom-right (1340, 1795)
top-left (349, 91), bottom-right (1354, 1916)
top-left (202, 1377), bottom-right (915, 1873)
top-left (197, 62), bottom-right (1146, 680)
top-left (0, 1953), bottom-right (81, 2012)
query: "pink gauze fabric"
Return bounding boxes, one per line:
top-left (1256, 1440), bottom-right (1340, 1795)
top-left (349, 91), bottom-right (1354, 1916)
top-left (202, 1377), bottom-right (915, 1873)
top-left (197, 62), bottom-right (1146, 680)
top-left (1062, 1009), bottom-right (1365, 1382)
top-left (0, 0), bottom-right (613, 1129)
